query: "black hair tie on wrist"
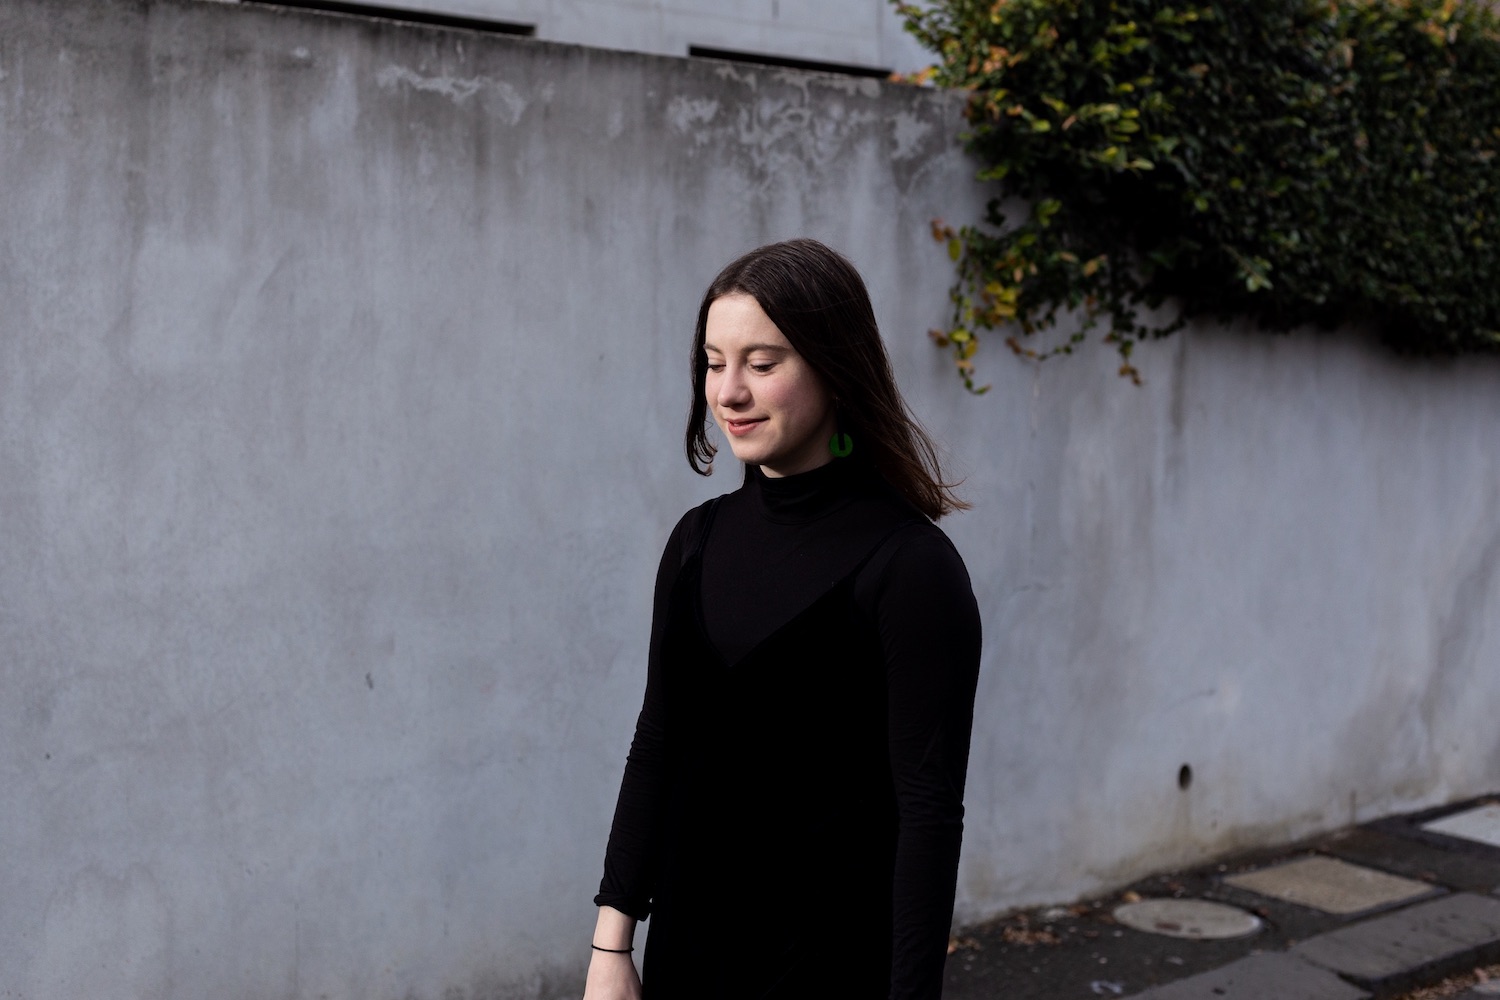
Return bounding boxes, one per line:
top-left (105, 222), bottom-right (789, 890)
top-left (591, 944), bottom-right (633, 954)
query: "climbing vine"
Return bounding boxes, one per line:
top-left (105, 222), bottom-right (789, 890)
top-left (897, 0), bottom-right (1500, 387)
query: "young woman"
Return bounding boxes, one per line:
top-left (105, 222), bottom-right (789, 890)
top-left (584, 239), bottom-right (982, 1000)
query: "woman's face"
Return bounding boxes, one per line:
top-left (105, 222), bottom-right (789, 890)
top-left (703, 293), bottom-right (837, 478)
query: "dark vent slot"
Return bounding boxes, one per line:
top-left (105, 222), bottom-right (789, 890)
top-left (688, 45), bottom-right (889, 79)
top-left (243, 1), bottom-right (536, 36)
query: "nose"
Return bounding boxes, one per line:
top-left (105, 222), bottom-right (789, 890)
top-left (715, 364), bottom-right (751, 408)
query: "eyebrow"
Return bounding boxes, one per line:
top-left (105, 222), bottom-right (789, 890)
top-left (702, 342), bottom-right (791, 355)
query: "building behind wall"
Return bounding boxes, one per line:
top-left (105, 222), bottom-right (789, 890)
top-left (212, 0), bottom-right (935, 75)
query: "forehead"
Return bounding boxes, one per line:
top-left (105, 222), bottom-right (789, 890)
top-left (704, 293), bottom-right (791, 352)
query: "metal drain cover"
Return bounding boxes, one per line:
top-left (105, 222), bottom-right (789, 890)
top-left (1113, 898), bottom-right (1262, 940)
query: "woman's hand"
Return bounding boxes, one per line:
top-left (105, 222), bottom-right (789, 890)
top-left (582, 950), bottom-right (642, 1000)
top-left (582, 906), bottom-right (641, 1000)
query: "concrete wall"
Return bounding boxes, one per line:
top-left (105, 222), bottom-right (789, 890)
top-left (2, 1), bottom-right (1497, 998)
top-left (212, 0), bottom-right (934, 74)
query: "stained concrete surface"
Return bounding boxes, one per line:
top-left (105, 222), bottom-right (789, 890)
top-left (7, 0), bottom-right (1500, 996)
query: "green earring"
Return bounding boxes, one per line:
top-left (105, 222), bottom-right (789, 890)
top-left (829, 432), bottom-right (854, 458)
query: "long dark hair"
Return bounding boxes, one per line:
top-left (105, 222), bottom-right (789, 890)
top-left (685, 239), bottom-right (967, 520)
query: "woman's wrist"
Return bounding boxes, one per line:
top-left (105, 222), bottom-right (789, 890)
top-left (591, 904), bottom-right (637, 957)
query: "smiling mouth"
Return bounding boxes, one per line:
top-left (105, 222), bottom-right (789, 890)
top-left (724, 417), bottom-right (766, 436)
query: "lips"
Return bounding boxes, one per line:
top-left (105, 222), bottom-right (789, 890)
top-left (724, 417), bottom-right (766, 437)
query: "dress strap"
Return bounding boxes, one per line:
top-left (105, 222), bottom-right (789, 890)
top-left (849, 516), bottom-right (928, 579)
top-left (676, 496), bottom-right (723, 569)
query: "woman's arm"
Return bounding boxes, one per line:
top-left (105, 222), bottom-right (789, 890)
top-left (590, 507), bottom-right (706, 992)
top-left (860, 527), bottom-right (983, 1000)
top-left (593, 512), bottom-right (690, 917)
top-left (582, 906), bottom-right (641, 1000)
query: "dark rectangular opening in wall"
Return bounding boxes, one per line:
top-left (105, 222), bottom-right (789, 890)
top-left (688, 45), bottom-right (890, 79)
top-left (240, 1), bottom-right (535, 36)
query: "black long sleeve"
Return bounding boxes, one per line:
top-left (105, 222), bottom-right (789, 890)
top-left (858, 528), bottom-right (982, 999)
top-left (593, 512), bottom-right (695, 919)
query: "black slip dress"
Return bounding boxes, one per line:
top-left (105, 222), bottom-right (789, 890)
top-left (596, 460), bottom-right (982, 1000)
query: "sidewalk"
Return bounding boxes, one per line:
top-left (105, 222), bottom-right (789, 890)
top-left (943, 795), bottom-right (1500, 999)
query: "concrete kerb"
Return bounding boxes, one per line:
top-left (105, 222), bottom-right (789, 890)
top-left (1127, 952), bottom-right (1371, 1000)
top-left (1293, 894), bottom-right (1500, 998)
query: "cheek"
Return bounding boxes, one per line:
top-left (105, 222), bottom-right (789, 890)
top-left (787, 375), bottom-right (832, 426)
top-left (758, 382), bottom-right (802, 420)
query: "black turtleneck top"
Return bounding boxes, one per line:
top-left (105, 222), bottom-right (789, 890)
top-left (597, 460), bottom-right (982, 1000)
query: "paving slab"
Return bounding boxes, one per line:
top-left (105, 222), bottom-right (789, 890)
top-left (1424, 804), bottom-right (1500, 851)
top-left (1294, 892), bottom-right (1500, 995)
top-left (1224, 854), bottom-right (1439, 914)
top-left (1371, 796), bottom-right (1500, 864)
top-left (1125, 951), bottom-right (1369, 1000)
top-left (1322, 827), bottom-right (1500, 899)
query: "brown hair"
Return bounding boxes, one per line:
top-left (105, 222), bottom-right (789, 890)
top-left (685, 239), bottom-right (967, 520)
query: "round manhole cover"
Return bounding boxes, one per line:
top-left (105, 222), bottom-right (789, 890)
top-left (1113, 899), bottom-right (1262, 940)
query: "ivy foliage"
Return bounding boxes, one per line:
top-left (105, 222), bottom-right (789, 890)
top-left (898, 0), bottom-right (1500, 387)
